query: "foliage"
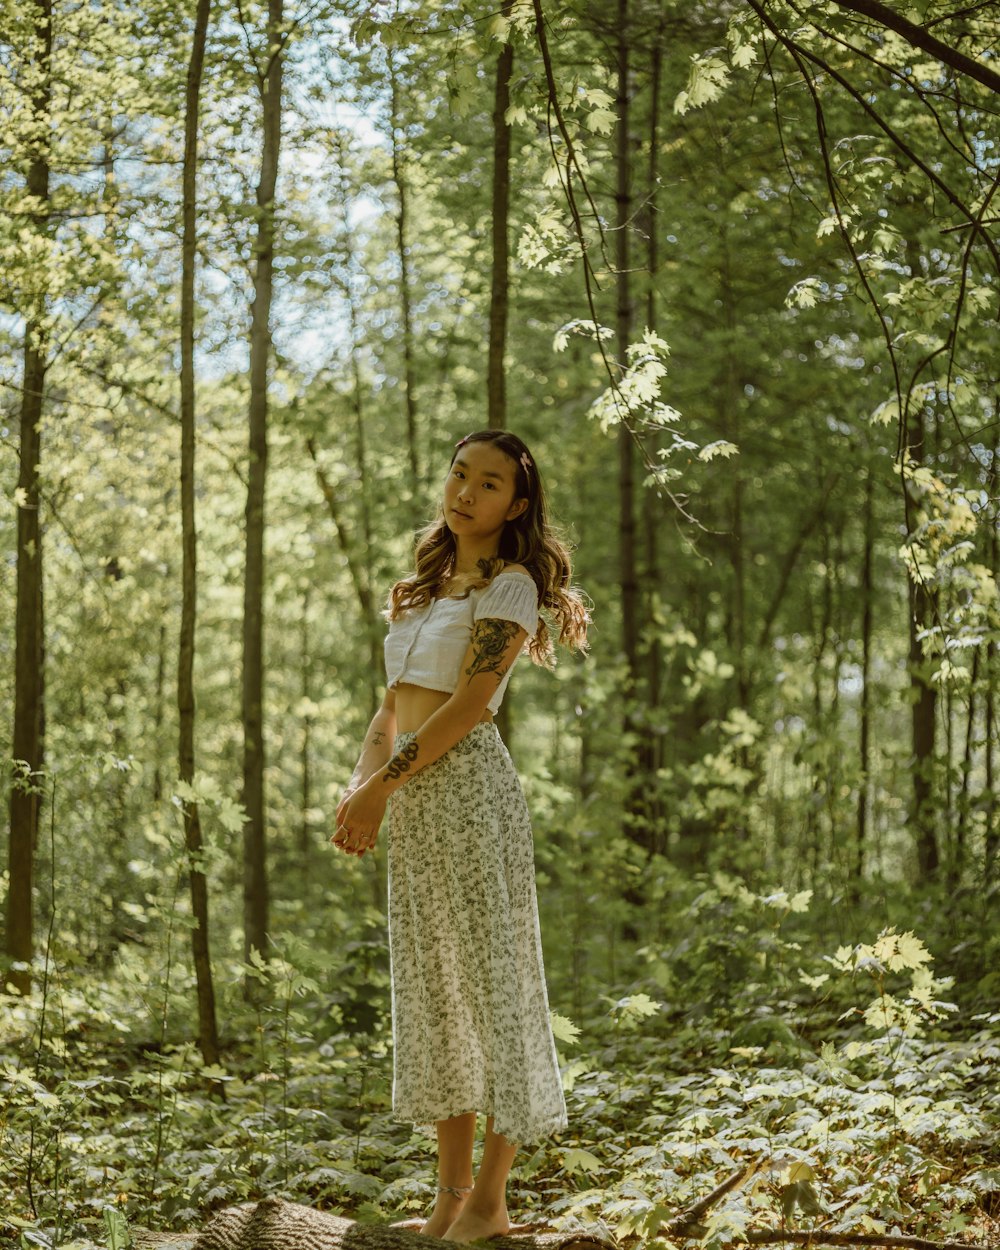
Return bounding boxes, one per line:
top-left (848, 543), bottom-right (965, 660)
top-left (2, 0), bottom-right (1000, 1244)
top-left (2, 887), bottom-right (999, 1247)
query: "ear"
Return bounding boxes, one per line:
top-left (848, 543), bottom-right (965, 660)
top-left (506, 497), bottom-right (528, 522)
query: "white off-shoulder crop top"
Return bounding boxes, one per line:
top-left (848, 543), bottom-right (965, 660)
top-left (383, 570), bottom-right (539, 714)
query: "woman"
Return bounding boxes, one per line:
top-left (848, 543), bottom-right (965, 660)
top-left (331, 429), bottom-right (589, 1242)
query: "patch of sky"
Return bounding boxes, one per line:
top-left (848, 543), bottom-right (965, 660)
top-left (838, 663), bottom-right (863, 697)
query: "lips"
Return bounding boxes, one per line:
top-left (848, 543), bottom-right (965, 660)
top-left (452, 509), bottom-right (473, 519)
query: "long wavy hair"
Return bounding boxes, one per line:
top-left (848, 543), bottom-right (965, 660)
top-left (386, 429), bottom-right (590, 665)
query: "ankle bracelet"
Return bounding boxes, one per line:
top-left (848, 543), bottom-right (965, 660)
top-left (438, 1184), bottom-right (473, 1198)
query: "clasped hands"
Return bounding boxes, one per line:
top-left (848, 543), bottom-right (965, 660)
top-left (330, 776), bottom-right (387, 857)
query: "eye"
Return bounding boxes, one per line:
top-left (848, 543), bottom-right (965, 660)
top-left (483, 481), bottom-right (497, 490)
top-left (453, 469), bottom-right (465, 479)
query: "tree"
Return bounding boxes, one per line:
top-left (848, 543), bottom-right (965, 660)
top-left (4, 0), bottom-right (51, 997)
top-left (487, 0), bottom-right (516, 431)
top-left (179, 0), bottom-right (221, 1065)
top-left (242, 0), bottom-right (286, 979)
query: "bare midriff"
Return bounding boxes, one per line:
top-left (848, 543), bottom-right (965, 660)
top-left (392, 681), bottom-right (494, 735)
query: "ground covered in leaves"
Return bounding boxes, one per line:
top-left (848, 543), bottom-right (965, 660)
top-left (2, 876), bottom-right (999, 1250)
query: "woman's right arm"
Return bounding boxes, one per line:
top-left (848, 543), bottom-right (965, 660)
top-left (333, 688), bottom-right (396, 857)
top-left (345, 687), bottom-right (397, 793)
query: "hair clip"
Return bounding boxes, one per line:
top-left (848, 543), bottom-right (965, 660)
top-left (520, 451), bottom-right (532, 471)
top-left (455, 435), bottom-right (471, 448)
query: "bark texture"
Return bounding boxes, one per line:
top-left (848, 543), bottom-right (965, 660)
top-left (179, 0), bottom-right (219, 1064)
top-left (6, 0), bottom-right (52, 997)
top-left (389, 57), bottom-right (420, 508)
top-left (487, 0), bottom-right (515, 431)
top-left (242, 0), bottom-right (284, 974)
top-left (188, 1198), bottom-right (607, 1250)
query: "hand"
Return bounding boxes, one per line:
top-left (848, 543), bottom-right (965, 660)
top-left (335, 785), bottom-right (357, 827)
top-left (330, 778), bottom-right (387, 857)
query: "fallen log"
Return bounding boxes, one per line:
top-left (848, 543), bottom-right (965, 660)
top-left (129, 1165), bottom-right (993, 1250)
top-left (185, 1197), bottom-right (609, 1250)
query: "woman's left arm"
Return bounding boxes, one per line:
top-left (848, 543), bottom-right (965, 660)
top-left (337, 616), bottom-right (527, 840)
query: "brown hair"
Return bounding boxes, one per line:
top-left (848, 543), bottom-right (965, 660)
top-left (386, 429), bottom-right (590, 665)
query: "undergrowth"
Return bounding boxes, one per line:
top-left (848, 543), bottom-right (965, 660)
top-left (2, 875), bottom-right (999, 1250)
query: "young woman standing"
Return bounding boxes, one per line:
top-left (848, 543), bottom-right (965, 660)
top-left (331, 429), bottom-right (589, 1242)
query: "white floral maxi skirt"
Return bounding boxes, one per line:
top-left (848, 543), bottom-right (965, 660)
top-left (386, 721), bottom-right (568, 1146)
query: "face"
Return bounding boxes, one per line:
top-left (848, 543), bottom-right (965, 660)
top-left (444, 441), bottom-right (528, 540)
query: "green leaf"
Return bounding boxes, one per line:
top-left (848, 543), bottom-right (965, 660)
top-left (613, 993), bottom-right (660, 1022)
top-left (561, 1147), bottom-right (602, 1175)
top-left (102, 1207), bottom-right (133, 1250)
top-left (698, 440), bottom-right (739, 461)
top-left (550, 1012), bottom-right (581, 1045)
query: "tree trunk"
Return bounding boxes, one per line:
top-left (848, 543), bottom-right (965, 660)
top-left (342, 190), bottom-right (381, 717)
top-left (616, 0), bottom-right (638, 703)
top-left (488, 0), bottom-right (516, 746)
top-left (242, 0), bottom-right (284, 978)
top-left (984, 472), bottom-right (998, 883)
top-left (641, 38), bottom-right (664, 843)
top-left (5, 0), bottom-right (51, 999)
top-left (179, 0), bottom-right (220, 1064)
top-left (904, 403), bottom-right (938, 878)
top-left (953, 648), bottom-right (978, 884)
top-left (299, 580), bottom-right (313, 859)
top-left (854, 462), bottom-right (874, 894)
top-left (719, 234), bottom-right (746, 710)
top-left (487, 0), bottom-right (515, 431)
top-left (388, 58), bottom-right (420, 511)
top-left (329, 132), bottom-right (381, 720)
top-left (614, 0), bottom-right (650, 928)
top-left (153, 620), bottom-right (166, 803)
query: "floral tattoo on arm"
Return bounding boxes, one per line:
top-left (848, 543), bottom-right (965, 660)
top-left (466, 619), bottom-right (520, 686)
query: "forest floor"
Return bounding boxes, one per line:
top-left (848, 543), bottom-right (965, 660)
top-left (3, 891), bottom-right (999, 1249)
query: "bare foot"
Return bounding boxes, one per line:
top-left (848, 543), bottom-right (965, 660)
top-left (420, 1191), bottom-right (470, 1238)
top-left (440, 1203), bottom-right (510, 1243)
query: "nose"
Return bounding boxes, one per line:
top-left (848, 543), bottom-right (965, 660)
top-left (457, 481), bottom-right (473, 502)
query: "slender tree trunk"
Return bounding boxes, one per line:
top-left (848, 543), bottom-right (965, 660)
top-left (488, 0), bottom-right (515, 431)
top-left (488, 0), bottom-right (516, 744)
top-left (179, 0), bottom-right (220, 1062)
top-left (153, 620), bottom-right (166, 803)
top-left (809, 527), bottom-right (834, 878)
top-left (719, 235), bottom-right (746, 710)
top-left (905, 404), bottom-right (939, 878)
top-left (388, 58), bottom-right (420, 508)
top-left (243, 0), bottom-right (284, 978)
top-left (984, 469), bottom-right (998, 883)
top-left (615, 0), bottom-right (649, 926)
top-left (641, 39), bottom-right (664, 844)
top-left (954, 648), bottom-right (978, 884)
top-left (344, 264), bottom-right (380, 718)
top-left (5, 0), bottom-right (51, 998)
top-left (854, 463), bottom-right (874, 893)
top-left (329, 134), bottom-right (380, 720)
top-left (616, 0), bottom-right (638, 701)
top-left (300, 581), bottom-right (312, 859)
top-left (985, 641), bottom-right (996, 882)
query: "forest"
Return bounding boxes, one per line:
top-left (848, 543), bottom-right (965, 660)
top-left (2, 0), bottom-right (999, 1247)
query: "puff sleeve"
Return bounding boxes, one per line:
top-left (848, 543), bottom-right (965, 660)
top-left (473, 572), bottom-right (539, 638)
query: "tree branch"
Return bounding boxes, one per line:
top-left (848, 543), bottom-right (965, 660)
top-left (741, 1230), bottom-right (989, 1250)
top-left (827, 0), bottom-right (1000, 95)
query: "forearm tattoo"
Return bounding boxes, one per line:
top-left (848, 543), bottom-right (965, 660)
top-left (466, 618), bottom-right (519, 685)
top-left (383, 740), bottom-right (419, 781)
top-left (371, 730), bottom-right (385, 746)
